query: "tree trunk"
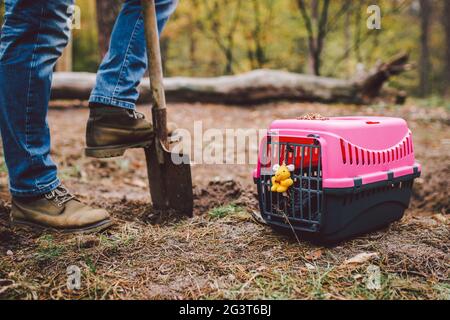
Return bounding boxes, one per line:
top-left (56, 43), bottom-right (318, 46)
top-left (297, 0), bottom-right (330, 76)
top-left (353, 0), bottom-right (363, 63)
top-left (188, 14), bottom-right (198, 72)
top-left (95, 0), bottom-right (122, 58)
top-left (55, 36), bottom-right (73, 72)
top-left (51, 53), bottom-right (411, 105)
top-left (359, 52), bottom-right (411, 101)
top-left (419, 0), bottom-right (432, 97)
top-left (160, 36), bottom-right (170, 75)
top-left (251, 0), bottom-right (266, 68)
top-left (443, 0), bottom-right (450, 97)
top-left (343, 5), bottom-right (351, 72)
top-left (310, 0), bottom-right (319, 74)
top-left (224, 48), bottom-right (234, 75)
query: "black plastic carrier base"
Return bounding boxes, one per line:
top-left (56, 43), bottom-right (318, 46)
top-left (255, 171), bottom-right (419, 245)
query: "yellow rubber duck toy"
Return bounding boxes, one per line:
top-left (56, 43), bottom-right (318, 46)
top-left (271, 163), bottom-right (295, 193)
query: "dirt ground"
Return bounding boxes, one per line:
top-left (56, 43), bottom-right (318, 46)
top-left (0, 101), bottom-right (448, 300)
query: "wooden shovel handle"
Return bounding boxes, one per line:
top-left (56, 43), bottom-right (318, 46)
top-left (141, 0), bottom-right (168, 150)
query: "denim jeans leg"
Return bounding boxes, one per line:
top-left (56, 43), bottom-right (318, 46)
top-left (89, 0), bottom-right (178, 110)
top-left (0, 0), bottom-right (74, 197)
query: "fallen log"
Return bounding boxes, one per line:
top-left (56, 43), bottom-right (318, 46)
top-left (51, 53), bottom-right (411, 105)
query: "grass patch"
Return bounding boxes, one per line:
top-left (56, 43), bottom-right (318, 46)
top-left (35, 234), bottom-right (65, 261)
top-left (252, 272), bottom-right (301, 300)
top-left (305, 265), bottom-right (335, 300)
top-left (434, 283), bottom-right (450, 300)
top-left (83, 255), bottom-right (97, 274)
top-left (97, 226), bottom-right (138, 253)
top-left (208, 204), bottom-right (244, 219)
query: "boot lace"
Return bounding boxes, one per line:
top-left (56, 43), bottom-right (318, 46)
top-left (44, 186), bottom-right (75, 207)
top-left (128, 110), bottom-right (145, 119)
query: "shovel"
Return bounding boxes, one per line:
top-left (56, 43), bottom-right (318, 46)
top-left (141, 0), bottom-right (193, 216)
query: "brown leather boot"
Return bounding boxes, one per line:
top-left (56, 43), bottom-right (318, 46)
top-left (11, 186), bottom-right (113, 234)
top-left (85, 104), bottom-right (154, 158)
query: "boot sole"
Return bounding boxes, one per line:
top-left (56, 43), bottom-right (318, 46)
top-left (85, 141), bottom-right (152, 159)
top-left (10, 217), bottom-right (114, 235)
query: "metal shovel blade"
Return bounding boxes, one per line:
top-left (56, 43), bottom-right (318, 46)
top-left (142, 0), bottom-right (193, 217)
top-left (145, 141), bottom-right (193, 216)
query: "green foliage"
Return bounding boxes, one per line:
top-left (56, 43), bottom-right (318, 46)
top-left (159, 0), bottom-right (450, 96)
top-left (433, 283), bottom-right (450, 300)
top-left (83, 255), bottom-right (97, 274)
top-left (209, 204), bottom-right (243, 219)
top-left (1, 0), bottom-right (448, 97)
top-left (35, 235), bottom-right (65, 261)
top-left (414, 96), bottom-right (450, 110)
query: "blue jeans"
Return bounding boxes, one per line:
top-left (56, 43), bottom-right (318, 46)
top-left (0, 0), bottom-right (177, 197)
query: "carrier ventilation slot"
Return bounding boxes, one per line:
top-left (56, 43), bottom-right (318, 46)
top-left (340, 133), bottom-right (413, 166)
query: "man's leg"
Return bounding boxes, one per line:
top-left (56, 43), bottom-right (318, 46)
top-left (0, 0), bottom-right (70, 197)
top-left (85, 0), bottom-right (178, 158)
top-left (0, 0), bottom-right (111, 232)
top-left (90, 0), bottom-right (177, 109)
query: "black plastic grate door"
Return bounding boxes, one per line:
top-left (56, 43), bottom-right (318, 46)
top-left (258, 137), bottom-right (323, 232)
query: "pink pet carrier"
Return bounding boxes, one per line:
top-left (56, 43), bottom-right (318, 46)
top-left (253, 116), bottom-right (421, 243)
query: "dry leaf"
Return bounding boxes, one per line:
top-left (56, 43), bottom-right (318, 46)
top-left (305, 263), bottom-right (316, 271)
top-left (132, 179), bottom-right (147, 188)
top-left (343, 252), bottom-right (379, 265)
top-left (305, 249), bottom-right (323, 261)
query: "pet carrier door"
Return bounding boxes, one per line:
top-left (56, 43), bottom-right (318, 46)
top-left (257, 135), bottom-right (324, 233)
